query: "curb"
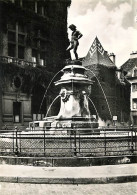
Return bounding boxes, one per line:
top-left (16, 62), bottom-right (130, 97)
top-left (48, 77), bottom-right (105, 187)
top-left (0, 175), bottom-right (137, 184)
top-left (0, 155), bottom-right (137, 167)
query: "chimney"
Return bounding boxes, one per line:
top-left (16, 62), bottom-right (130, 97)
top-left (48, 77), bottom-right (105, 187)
top-left (109, 53), bottom-right (115, 64)
top-left (130, 51), bottom-right (137, 59)
top-left (116, 67), bottom-right (122, 80)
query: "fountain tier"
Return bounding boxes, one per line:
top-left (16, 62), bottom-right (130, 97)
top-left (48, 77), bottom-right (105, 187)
top-left (53, 64), bottom-right (98, 133)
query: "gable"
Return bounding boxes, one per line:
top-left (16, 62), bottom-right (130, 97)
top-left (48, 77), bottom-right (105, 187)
top-left (121, 58), bottom-right (137, 73)
top-left (83, 37), bottom-right (115, 67)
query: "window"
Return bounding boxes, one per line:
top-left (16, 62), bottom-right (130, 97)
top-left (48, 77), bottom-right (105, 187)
top-left (13, 102), bottom-right (21, 123)
top-left (133, 116), bottom-right (137, 125)
top-left (18, 34), bottom-right (25, 45)
top-left (8, 22), bottom-right (25, 59)
top-left (13, 76), bottom-right (22, 88)
top-left (18, 46), bottom-right (24, 59)
top-left (18, 24), bottom-right (25, 33)
top-left (134, 69), bottom-right (137, 77)
top-left (8, 32), bottom-right (16, 42)
top-left (32, 30), bottom-right (46, 66)
top-left (8, 22), bottom-right (16, 31)
top-left (133, 99), bottom-right (137, 109)
top-left (132, 84), bottom-right (137, 91)
top-left (8, 44), bottom-right (15, 57)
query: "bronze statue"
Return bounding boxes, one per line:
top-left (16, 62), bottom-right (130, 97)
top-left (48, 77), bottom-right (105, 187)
top-left (66, 24), bottom-right (83, 60)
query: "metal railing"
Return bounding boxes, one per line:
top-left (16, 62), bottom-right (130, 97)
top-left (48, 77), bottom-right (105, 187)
top-left (0, 127), bottom-right (136, 157)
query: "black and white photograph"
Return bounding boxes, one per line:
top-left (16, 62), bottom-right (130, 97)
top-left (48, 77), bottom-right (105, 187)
top-left (0, 0), bottom-right (137, 194)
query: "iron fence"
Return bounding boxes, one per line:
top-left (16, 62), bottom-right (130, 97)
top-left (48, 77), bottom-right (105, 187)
top-left (0, 127), bottom-right (136, 157)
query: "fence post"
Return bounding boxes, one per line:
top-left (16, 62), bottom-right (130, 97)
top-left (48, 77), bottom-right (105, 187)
top-left (19, 128), bottom-right (21, 153)
top-left (135, 127), bottom-right (137, 153)
top-left (131, 125), bottom-right (134, 155)
top-left (74, 126), bottom-right (77, 156)
top-left (15, 126), bottom-right (19, 156)
top-left (44, 128), bottom-right (46, 156)
top-left (104, 128), bottom-right (106, 156)
top-left (79, 132), bottom-right (80, 154)
top-left (128, 131), bottom-right (130, 151)
top-left (13, 130), bottom-right (14, 153)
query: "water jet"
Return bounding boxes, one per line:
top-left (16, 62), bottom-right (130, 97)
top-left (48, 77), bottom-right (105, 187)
top-left (45, 61), bottom-right (99, 134)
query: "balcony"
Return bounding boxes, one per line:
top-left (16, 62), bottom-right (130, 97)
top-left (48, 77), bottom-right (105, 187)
top-left (0, 56), bottom-right (36, 68)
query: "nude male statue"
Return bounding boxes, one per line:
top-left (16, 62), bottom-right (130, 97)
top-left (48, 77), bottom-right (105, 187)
top-left (66, 24), bottom-right (83, 60)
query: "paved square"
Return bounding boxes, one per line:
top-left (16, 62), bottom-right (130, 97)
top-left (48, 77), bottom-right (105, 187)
top-left (0, 182), bottom-right (137, 195)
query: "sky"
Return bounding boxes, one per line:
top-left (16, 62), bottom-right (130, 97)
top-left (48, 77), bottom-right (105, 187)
top-left (67, 0), bottom-right (137, 67)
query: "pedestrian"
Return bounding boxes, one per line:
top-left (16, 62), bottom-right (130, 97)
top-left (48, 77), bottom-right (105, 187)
top-left (66, 24), bottom-right (83, 60)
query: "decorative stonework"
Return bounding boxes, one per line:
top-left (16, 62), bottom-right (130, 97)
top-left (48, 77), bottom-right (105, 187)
top-left (0, 32), bottom-right (8, 56)
top-left (24, 47), bottom-right (32, 62)
top-left (13, 75), bottom-right (22, 89)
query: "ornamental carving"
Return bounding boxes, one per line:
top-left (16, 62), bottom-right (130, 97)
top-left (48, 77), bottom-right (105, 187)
top-left (60, 89), bottom-right (71, 102)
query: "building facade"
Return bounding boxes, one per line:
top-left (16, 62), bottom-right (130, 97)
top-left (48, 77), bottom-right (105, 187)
top-left (121, 52), bottom-right (137, 126)
top-left (0, 0), bottom-right (71, 129)
top-left (83, 37), bottom-right (130, 126)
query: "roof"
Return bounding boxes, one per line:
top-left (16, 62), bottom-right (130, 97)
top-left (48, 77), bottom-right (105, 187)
top-left (83, 37), bottom-right (115, 67)
top-left (121, 58), bottom-right (137, 73)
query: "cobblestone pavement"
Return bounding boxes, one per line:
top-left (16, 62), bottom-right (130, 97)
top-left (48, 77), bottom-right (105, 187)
top-left (0, 182), bottom-right (137, 195)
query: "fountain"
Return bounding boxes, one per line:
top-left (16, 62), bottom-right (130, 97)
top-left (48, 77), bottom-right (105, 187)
top-left (45, 61), bottom-right (99, 134)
